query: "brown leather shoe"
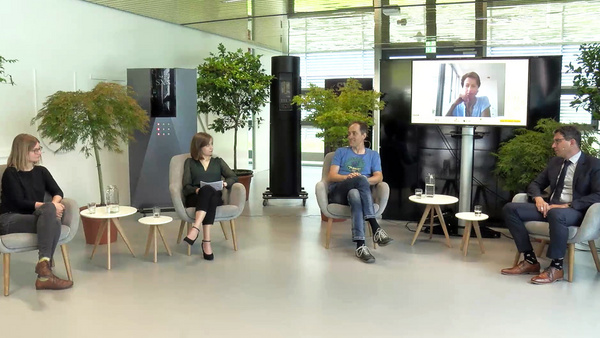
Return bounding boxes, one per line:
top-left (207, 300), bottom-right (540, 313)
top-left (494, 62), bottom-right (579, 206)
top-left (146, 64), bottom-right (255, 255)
top-left (531, 267), bottom-right (564, 284)
top-left (35, 260), bottom-right (53, 278)
top-left (500, 260), bottom-right (541, 275)
top-left (35, 275), bottom-right (73, 290)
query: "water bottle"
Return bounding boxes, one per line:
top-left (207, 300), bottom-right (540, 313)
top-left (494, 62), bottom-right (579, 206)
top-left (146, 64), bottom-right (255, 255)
top-left (106, 185), bottom-right (120, 213)
top-left (425, 173), bottom-right (435, 197)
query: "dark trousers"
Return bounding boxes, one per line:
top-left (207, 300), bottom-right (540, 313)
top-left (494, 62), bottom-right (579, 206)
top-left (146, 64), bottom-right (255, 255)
top-left (503, 202), bottom-right (584, 259)
top-left (185, 185), bottom-right (223, 225)
top-left (0, 203), bottom-right (62, 259)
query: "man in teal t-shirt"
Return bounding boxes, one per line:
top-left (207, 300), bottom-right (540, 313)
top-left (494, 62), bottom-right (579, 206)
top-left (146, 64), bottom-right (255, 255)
top-left (328, 121), bottom-right (393, 263)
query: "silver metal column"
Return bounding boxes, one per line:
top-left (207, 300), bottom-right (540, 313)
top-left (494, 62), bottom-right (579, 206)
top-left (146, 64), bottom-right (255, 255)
top-left (459, 126), bottom-right (474, 228)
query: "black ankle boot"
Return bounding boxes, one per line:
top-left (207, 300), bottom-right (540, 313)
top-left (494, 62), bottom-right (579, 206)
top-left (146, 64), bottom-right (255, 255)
top-left (202, 240), bottom-right (214, 260)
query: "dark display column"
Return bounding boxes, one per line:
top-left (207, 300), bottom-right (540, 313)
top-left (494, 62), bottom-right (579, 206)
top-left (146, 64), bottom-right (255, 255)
top-left (262, 56), bottom-right (308, 206)
top-left (128, 68), bottom-right (197, 211)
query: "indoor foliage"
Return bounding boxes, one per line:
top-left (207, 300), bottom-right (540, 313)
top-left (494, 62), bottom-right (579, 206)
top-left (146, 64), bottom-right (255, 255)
top-left (32, 82), bottom-right (149, 204)
top-left (196, 43), bottom-right (273, 170)
top-left (292, 78), bottom-right (384, 152)
top-left (0, 55), bottom-right (17, 85)
top-left (494, 118), bottom-right (599, 193)
top-left (567, 43), bottom-right (600, 120)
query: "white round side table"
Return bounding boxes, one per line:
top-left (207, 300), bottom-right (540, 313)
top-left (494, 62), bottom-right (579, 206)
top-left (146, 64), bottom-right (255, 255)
top-left (80, 205), bottom-right (137, 270)
top-left (409, 194), bottom-right (459, 247)
top-left (456, 212), bottom-right (489, 256)
top-left (138, 216), bottom-right (173, 263)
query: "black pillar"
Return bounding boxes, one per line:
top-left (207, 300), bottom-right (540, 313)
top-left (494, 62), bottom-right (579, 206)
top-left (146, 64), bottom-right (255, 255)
top-left (268, 56), bottom-right (301, 197)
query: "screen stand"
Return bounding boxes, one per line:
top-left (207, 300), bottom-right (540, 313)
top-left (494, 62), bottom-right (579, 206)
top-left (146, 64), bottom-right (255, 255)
top-left (458, 126), bottom-right (474, 229)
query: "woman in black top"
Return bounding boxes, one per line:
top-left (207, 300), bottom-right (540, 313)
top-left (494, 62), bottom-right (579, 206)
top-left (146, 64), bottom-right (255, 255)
top-left (0, 134), bottom-right (73, 290)
top-left (182, 132), bottom-right (237, 260)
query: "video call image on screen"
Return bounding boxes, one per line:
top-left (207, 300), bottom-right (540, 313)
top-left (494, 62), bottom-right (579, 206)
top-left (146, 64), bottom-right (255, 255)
top-left (411, 59), bottom-right (529, 126)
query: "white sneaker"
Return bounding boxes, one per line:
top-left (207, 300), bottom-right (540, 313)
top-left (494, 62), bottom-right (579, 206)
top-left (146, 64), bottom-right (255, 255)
top-left (355, 245), bottom-right (375, 263)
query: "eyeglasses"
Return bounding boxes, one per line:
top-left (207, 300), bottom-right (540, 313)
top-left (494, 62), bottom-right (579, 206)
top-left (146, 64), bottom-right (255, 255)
top-left (553, 138), bottom-right (565, 145)
top-left (31, 147), bottom-right (43, 154)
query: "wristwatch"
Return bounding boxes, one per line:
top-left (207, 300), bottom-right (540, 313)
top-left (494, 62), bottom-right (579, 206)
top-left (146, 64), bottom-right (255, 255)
top-left (567, 202), bottom-right (572, 208)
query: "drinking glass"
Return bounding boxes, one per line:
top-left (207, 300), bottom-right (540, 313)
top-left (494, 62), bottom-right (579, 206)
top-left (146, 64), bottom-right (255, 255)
top-left (415, 188), bottom-right (423, 198)
top-left (474, 205), bottom-right (482, 216)
top-left (87, 202), bottom-right (97, 214)
top-left (153, 206), bottom-right (161, 218)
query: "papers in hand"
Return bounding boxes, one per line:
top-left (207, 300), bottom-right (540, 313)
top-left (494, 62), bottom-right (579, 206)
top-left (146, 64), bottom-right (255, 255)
top-left (200, 181), bottom-right (223, 191)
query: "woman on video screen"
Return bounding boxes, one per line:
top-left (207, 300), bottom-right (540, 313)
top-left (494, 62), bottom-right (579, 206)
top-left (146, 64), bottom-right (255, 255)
top-left (446, 72), bottom-right (491, 117)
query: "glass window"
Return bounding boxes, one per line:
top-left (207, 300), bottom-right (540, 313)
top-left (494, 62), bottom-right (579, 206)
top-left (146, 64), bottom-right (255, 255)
top-left (389, 5), bottom-right (426, 44)
top-left (294, 0), bottom-right (372, 13)
top-left (289, 14), bottom-right (374, 53)
top-left (437, 3), bottom-right (475, 42)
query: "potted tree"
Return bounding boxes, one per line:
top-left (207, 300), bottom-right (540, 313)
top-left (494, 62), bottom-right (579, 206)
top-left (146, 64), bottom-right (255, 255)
top-left (292, 78), bottom-right (385, 154)
top-left (0, 55), bottom-right (17, 85)
top-left (494, 118), bottom-right (599, 193)
top-left (32, 82), bottom-right (149, 244)
top-left (567, 43), bottom-right (600, 127)
top-left (196, 43), bottom-right (273, 200)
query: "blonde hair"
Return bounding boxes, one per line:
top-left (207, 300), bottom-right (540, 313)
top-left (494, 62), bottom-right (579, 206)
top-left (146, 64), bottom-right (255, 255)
top-left (190, 132), bottom-right (212, 161)
top-left (7, 134), bottom-right (41, 171)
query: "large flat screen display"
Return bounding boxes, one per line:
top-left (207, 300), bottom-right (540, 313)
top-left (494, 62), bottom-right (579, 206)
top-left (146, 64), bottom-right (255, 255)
top-left (411, 58), bottom-right (529, 126)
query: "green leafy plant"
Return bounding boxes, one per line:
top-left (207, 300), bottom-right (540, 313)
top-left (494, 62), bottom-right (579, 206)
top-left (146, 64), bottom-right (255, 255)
top-left (494, 118), bottom-right (600, 192)
top-left (0, 55), bottom-right (17, 85)
top-left (567, 43), bottom-right (600, 120)
top-left (196, 43), bottom-right (273, 170)
top-left (292, 78), bottom-right (385, 151)
top-left (32, 82), bottom-right (149, 204)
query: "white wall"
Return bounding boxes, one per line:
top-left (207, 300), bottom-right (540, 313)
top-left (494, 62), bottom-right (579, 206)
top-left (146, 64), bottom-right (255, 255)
top-left (0, 0), bottom-right (276, 206)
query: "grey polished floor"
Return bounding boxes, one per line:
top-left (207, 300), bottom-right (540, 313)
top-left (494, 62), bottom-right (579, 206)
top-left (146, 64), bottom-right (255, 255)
top-left (2, 166), bottom-right (600, 337)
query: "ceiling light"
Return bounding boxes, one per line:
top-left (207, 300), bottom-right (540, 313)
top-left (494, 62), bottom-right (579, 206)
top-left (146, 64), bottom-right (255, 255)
top-left (382, 6), bottom-right (401, 16)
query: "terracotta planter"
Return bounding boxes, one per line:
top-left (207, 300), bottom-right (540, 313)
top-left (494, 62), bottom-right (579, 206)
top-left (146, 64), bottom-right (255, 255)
top-left (80, 206), bottom-right (117, 245)
top-left (234, 169), bottom-right (253, 201)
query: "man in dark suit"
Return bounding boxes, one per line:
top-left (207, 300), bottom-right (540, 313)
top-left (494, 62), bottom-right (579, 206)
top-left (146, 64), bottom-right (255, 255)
top-left (501, 125), bottom-right (600, 284)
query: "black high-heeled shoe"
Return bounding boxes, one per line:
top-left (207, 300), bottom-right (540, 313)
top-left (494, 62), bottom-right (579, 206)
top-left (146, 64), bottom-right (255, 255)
top-left (183, 226), bottom-right (201, 245)
top-left (202, 240), bottom-right (214, 260)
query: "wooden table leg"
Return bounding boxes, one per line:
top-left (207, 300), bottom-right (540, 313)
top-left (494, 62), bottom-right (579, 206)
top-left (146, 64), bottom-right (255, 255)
top-left (144, 226), bottom-right (154, 256)
top-left (463, 221), bottom-right (472, 256)
top-left (472, 221), bottom-right (485, 254)
top-left (112, 218), bottom-right (136, 257)
top-left (428, 208), bottom-right (435, 239)
top-left (460, 222), bottom-right (468, 251)
top-left (153, 225), bottom-right (158, 263)
top-left (106, 219), bottom-right (111, 270)
top-left (90, 221), bottom-right (107, 259)
top-left (411, 205), bottom-right (432, 246)
top-left (157, 226), bottom-right (172, 256)
top-left (434, 205), bottom-right (452, 248)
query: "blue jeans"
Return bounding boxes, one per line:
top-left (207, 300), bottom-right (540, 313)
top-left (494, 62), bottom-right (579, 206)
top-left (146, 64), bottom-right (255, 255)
top-left (329, 176), bottom-right (376, 241)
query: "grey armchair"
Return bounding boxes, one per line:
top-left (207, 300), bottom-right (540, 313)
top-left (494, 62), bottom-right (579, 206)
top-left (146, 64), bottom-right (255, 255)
top-left (511, 193), bottom-right (600, 282)
top-left (0, 164), bottom-right (79, 296)
top-left (168, 154), bottom-right (246, 255)
top-left (315, 152), bottom-right (390, 249)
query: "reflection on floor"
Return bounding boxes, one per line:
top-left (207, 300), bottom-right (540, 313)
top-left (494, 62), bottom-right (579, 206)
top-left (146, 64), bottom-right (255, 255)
top-left (2, 166), bottom-right (600, 337)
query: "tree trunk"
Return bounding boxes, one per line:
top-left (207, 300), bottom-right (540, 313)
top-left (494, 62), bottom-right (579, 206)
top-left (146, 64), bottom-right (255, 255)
top-left (94, 146), bottom-right (105, 205)
top-left (233, 126), bottom-right (238, 170)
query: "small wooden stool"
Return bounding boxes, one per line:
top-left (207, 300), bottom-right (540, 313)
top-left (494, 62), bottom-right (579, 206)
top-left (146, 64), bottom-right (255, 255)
top-left (139, 216), bottom-right (173, 262)
top-left (456, 212), bottom-right (488, 256)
